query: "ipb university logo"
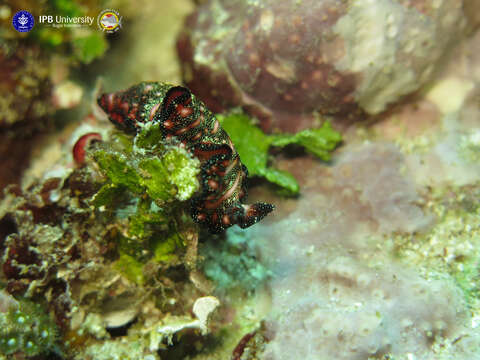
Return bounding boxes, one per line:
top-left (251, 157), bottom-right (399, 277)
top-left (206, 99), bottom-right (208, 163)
top-left (12, 10), bottom-right (35, 32)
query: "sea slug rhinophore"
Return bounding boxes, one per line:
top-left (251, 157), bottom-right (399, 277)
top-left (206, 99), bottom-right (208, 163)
top-left (97, 82), bottom-right (274, 233)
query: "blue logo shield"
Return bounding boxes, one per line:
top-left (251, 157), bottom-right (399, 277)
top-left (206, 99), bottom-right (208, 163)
top-left (12, 11), bottom-right (35, 33)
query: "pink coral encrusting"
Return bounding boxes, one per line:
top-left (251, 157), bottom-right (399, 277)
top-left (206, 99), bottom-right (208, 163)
top-left (177, 0), bottom-right (467, 132)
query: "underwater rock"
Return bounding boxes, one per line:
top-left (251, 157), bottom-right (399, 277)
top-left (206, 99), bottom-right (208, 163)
top-left (263, 257), bottom-right (465, 360)
top-left (0, 43), bottom-right (51, 130)
top-left (332, 144), bottom-right (432, 233)
top-left (241, 142), bottom-right (476, 359)
top-left (464, 0), bottom-right (480, 30)
top-left (0, 42), bottom-right (53, 192)
top-left (0, 114), bottom-right (227, 358)
top-left (177, 0), bottom-right (467, 132)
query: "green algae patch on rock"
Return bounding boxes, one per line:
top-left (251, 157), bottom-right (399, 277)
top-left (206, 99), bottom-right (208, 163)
top-left (91, 183), bottom-right (126, 209)
top-left (92, 131), bottom-right (200, 206)
top-left (219, 113), bottom-right (271, 172)
top-left (113, 253), bottom-right (146, 285)
top-left (93, 150), bottom-right (143, 194)
top-left (218, 112), bottom-right (342, 195)
top-left (138, 157), bottom-right (176, 201)
top-left (163, 147), bottom-right (201, 201)
top-left (153, 231), bottom-right (185, 264)
top-left (260, 168), bottom-right (299, 196)
top-left (138, 147), bottom-right (200, 203)
top-left (89, 127), bottom-right (201, 278)
top-left (134, 123), bottom-right (165, 151)
top-left (127, 199), bottom-right (168, 240)
top-left (270, 121), bottom-right (342, 161)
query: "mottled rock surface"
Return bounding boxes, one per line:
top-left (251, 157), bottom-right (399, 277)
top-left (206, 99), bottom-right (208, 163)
top-left (178, 0), bottom-right (467, 132)
top-left (244, 142), bottom-right (478, 359)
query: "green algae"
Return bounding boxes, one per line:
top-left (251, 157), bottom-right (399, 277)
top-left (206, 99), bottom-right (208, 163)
top-left (163, 147), bottom-right (201, 201)
top-left (219, 112), bottom-right (342, 195)
top-left (270, 121), bottom-right (342, 161)
top-left (93, 133), bottom-right (200, 206)
top-left (94, 150), bottom-right (143, 194)
top-left (134, 123), bottom-right (165, 150)
top-left (113, 253), bottom-right (146, 285)
top-left (128, 198), bottom-right (167, 240)
top-left (138, 157), bottom-right (176, 201)
top-left (72, 33), bottom-right (108, 65)
top-left (90, 125), bottom-right (200, 282)
top-left (92, 183), bottom-right (125, 209)
top-left (153, 231), bottom-right (184, 263)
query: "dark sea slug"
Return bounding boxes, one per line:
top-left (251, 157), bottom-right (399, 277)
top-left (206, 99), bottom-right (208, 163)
top-left (97, 82), bottom-right (274, 233)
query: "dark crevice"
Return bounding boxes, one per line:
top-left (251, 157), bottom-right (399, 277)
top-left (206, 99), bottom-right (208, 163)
top-left (106, 317), bottom-right (137, 338)
top-left (0, 214), bottom-right (17, 249)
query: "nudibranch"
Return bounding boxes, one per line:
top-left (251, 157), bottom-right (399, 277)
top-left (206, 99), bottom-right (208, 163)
top-left (97, 82), bottom-right (274, 233)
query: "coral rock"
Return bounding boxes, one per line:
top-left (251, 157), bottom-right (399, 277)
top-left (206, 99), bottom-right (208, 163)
top-left (242, 143), bottom-right (469, 359)
top-left (177, 0), bottom-right (467, 132)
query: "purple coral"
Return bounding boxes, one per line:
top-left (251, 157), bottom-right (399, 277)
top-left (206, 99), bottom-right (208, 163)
top-left (177, 0), bottom-right (467, 132)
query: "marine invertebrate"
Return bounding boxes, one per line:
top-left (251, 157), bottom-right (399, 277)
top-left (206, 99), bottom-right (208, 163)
top-left (73, 132), bottom-right (102, 165)
top-left (0, 293), bottom-right (59, 357)
top-left (232, 331), bottom-right (256, 360)
top-left (98, 82), bottom-right (274, 233)
top-left (177, 0), bottom-right (467, 132)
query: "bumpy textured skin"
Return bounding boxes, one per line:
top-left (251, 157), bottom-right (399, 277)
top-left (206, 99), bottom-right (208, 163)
top-left (98, 82), bottom-right (274, 233)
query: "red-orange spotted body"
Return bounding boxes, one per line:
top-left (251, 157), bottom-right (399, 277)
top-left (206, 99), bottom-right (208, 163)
top-left (98, 82), bottom-right (274, 233)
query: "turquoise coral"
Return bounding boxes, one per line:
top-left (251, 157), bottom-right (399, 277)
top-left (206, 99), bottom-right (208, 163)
top-left (201, 227), bottom-right (272, 292)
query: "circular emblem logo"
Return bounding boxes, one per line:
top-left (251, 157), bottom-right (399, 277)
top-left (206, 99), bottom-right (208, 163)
top-left (97, 9), bottom-right (122, 33)
top-left (12, 10), bottom-right (35, 33)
